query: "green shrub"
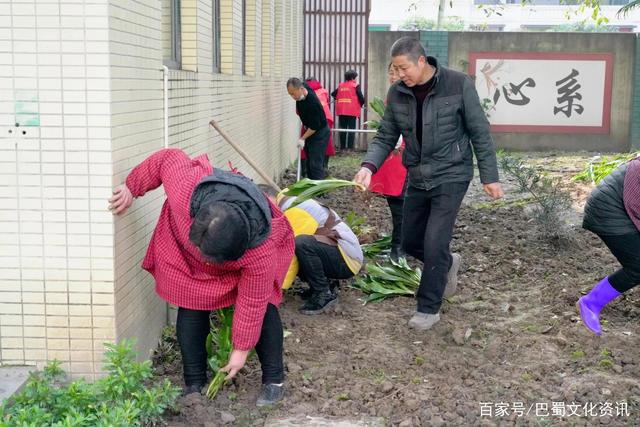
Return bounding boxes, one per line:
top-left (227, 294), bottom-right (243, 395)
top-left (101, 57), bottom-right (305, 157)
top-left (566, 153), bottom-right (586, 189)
top-left (0, 339), bottom-right (180, 427)
top-left (499, 154), bottom-right (573, 242)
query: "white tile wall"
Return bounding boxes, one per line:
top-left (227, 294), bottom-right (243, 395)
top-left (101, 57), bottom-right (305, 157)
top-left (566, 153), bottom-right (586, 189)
top-left (1, 0), bottom-right (302, 379)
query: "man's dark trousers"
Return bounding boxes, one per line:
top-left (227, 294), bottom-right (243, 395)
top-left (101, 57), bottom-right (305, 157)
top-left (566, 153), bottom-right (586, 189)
top-left (401, 181), bottom-right (469, 314)
top-left (338, 116), bottom-right (357, 150)
top-left (295, 235), bottom-right (354, 292)
top-left (304, 126), bottom-right (330, 180)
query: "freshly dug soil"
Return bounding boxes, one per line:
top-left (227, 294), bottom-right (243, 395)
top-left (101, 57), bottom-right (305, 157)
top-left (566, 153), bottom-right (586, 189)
top-left (159, 152), bottom-right (640, 427)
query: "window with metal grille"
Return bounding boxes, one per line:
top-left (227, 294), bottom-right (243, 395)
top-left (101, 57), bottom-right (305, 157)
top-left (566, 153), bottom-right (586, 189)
top-left (242, 0), bottom-right (247, 75)
top-left (212, 0), bottom-right (221, 72)
top-left (162, 0), bottom-right (182, 69)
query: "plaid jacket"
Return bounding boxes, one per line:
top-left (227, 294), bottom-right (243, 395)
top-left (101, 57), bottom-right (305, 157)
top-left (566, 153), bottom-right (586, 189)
top-left (125, 149), bottom-right (295, 350)
top-left (624, 157), bottom-right (640, 232)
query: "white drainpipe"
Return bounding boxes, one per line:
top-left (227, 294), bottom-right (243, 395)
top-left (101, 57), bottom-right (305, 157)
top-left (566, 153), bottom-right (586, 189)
top-left (162, 65), bottom-right (171, 325)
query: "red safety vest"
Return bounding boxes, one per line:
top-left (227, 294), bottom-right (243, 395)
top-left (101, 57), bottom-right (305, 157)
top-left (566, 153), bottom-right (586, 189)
top-left (369, 138), bottom-right (407, 197)
top-left (315, 87), bottom-right (334, 128)
top-left (335, 80), bottom-right (361, 117)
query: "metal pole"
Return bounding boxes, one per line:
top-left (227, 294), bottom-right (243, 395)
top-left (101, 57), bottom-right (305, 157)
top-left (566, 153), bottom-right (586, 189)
top-left (209, 120), bottom-right (282, 192)
top-left (331, 128), bottom-right (378, 134)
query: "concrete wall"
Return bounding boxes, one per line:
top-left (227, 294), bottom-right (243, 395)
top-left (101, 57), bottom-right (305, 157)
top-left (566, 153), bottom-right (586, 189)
top-left (0, 0), bottom-right (302, 379)
top-left (366, 31), bottom-right (416, 108)
top-left (367, 30), bottom-right (636, 152)
top-left (448, 32), bottom-right (635, 152)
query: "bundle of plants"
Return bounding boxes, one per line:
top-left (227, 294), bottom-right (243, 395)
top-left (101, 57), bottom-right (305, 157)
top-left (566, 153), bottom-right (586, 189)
top-left (0, 339), bottom-right (180, 426)
top-left (205, 306), bottom-right (234, 399)
top-left (361, 234), bottom-right (392, 258)
top-left (280, 178), bottom-right (365, 207)
top-left (352, 257), bottom-right (421, 304)
top-left (573, 152), bottom-right (639, 184)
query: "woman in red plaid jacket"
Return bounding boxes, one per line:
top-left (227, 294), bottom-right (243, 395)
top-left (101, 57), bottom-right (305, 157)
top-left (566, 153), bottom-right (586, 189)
top-left (108, 148), bottom-right (295, 406)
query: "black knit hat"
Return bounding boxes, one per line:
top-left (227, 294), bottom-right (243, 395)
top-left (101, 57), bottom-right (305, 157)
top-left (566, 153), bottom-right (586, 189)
top-left (188, 201), bottom-right (250, 263)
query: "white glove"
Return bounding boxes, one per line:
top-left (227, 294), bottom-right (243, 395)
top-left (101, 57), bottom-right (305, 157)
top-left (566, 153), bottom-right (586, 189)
top-left (297, 138), bottom-right (305, 149)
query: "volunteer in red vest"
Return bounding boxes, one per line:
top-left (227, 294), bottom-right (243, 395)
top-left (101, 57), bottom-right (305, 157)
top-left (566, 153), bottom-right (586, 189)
top-left (369, 63), bottom-right (408, 261)
top-left (287, 77), bottom-right (330, 180)
top-left (300, 78), bottom-right (335, 177)
top-left (108, 148), bottom-right (295, 407)
top-left (332, 70), bottom-right (365, 151)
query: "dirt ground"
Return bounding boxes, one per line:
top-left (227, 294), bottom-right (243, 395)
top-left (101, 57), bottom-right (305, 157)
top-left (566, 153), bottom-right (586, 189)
top-left (158, 152), bottom-right (640, 427)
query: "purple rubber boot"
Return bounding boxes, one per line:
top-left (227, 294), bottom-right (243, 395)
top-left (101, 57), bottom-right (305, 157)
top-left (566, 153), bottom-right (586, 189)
top-left (577, 277), bottom-right (621, 336)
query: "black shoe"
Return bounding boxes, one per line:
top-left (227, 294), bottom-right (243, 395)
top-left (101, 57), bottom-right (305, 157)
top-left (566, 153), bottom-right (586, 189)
top-left (256, 383), bottom-right (284, 407)
top-left (299, 287), bottom-right (314, 301)
top-left (329, 280), bottom-right (339, 295)
top-left (182, 383), bottom-right (204, 396)
top-left (390, 245), bottom-right (406, 262)
top-left (299, 291), bottom-right (337, 315)
top-left (300, 281), bottom-right (339, 301)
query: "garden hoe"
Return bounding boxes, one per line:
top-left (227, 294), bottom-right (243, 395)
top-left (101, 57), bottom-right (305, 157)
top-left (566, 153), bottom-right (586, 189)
top-left (209, 119), bottom-right (281, 192)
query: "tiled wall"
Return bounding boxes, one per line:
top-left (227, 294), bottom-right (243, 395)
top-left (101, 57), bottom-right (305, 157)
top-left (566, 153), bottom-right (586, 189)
top-left (420, 31), bottom-right (449, 67)
top-left (111, 0), bottom-right (302, 370)
top-left (0, 0), bottom-right (115, 380)
top-left (0, 0), bottom-right (302, 378)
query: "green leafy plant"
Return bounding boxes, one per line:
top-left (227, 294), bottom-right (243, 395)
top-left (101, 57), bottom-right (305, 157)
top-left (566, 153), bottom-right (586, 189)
top-left (343, 211), bottom-right (376, 241)
top-left (361, 234), bottom-right (392, 258)
top-left (205, 307), bottom-right (234, 399)
top-left (573, 153), bottom-right (639, 185)
top-left (343, 211), bottom-right (366, 230)
top-left (548, 21), bottom-right (616, 32)
top-left (618, 0), bottom-right (640, 17)
top-left (480, 98), bottom-right (494, 118)
top-left (0, 339), bottom-right (180, 427)
top-left (280, 178), bottom-right (365, 208)
top-left (352, 257), bottom-right (421, 303)
top-left (399, 15), bottom-right (436, 30)
top-left (363, 97), bottom-right (386, 130)
top-left (499, 154), bottom-right (573, 242)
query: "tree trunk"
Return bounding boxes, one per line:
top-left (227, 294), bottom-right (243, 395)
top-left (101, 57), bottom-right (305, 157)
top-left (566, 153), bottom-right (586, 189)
top-left (436, 0), bottom-right (446, 30)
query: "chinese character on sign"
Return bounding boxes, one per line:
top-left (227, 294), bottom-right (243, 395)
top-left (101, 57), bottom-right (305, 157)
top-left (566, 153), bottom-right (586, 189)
top-left (479, 402), bottom-right (493, 417)
top-left (535, 402), bottom-right (549, 417)
top-left (495, 402), bottom-right (510, 417)
top-left (600, 401), bottom-right (613, 417)
top-left (504, 78), bottom-right (536, 106)
top-left (551, 401), bottom-right (566, 417)
top-left (492, 78), bottom-right (536, 107)
top-left (616, 401), bottom-right (629, 417)
top-left (554, 69), bottom-right (584, 118)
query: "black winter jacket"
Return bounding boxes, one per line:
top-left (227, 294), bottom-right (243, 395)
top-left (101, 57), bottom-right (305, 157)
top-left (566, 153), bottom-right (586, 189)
top-left (363, 57), bottom-right (499, 191)
top-left (583, 163), bottom-right (636, 236)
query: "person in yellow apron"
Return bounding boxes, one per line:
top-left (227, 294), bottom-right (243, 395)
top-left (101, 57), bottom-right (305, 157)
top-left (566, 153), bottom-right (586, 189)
top-left (261, 186), bottom-right (363, 315)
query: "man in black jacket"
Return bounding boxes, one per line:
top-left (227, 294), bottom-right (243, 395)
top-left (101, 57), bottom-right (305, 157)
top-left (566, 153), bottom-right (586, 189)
top-left (353, 37), bottom-right (503, 330)
top-left (287, 77), bottom-right (330, 180)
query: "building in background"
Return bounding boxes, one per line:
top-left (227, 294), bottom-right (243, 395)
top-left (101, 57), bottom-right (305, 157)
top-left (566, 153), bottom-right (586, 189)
top-left (369, 0), bottom-right (640, 32)
top-left (0, 0), bottom-right (303, 379)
